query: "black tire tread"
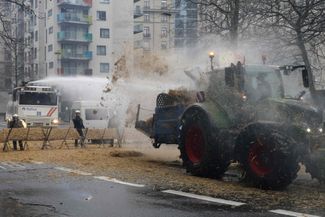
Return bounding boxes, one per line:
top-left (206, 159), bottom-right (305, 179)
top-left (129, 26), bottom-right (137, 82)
top-left (178, 109), bottom-right (229, 178)
top-left (237, 126), bottom-right (300, 190)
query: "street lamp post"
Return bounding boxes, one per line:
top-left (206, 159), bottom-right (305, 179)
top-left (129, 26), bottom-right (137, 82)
top-left (209, 51), bottom-right (215, 71)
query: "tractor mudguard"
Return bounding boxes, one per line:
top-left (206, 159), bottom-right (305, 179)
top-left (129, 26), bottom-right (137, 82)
top-left (234, 121), bottom-right (308, 161)
top-left (180, 101), bottom-right (233, 130)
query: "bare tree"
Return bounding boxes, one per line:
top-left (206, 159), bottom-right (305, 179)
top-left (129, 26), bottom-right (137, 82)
top-left (0, 0), bottom-right (34, 87)
top-left (192, 0), bottom-right (258, 48)
top-left (256, 0), bottom-right (325, 92)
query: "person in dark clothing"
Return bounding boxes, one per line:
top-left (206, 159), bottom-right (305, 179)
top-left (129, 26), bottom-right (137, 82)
top-left (72, 110), bottom-right (85, 147)
top-left (8, 114), bottom-right (24, 151)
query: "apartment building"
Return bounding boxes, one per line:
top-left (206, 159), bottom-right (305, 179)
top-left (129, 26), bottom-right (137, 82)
top-left (0, 1), bottom-right (13, 115)
top-left (22, 0), bottom-right (134, 78)
top-left (140, 0), bottom-right (175, 53)
top-left (174, 0), bottom-right (198, 48)
top-left (134, 0), bottom-right (144, 51)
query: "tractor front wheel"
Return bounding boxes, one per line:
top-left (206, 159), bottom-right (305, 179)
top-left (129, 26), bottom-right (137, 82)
top-left (238, 127), bottom-right (300, 189)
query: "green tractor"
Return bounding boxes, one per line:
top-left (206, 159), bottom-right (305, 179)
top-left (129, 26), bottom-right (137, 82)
top-left (135, 63), bottom-right (325, 189)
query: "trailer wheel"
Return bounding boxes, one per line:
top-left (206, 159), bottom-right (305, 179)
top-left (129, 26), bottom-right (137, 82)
top-left (238, 127), bottom-right (299, 189)
top-left (179, 109), bottom-right (228, 178)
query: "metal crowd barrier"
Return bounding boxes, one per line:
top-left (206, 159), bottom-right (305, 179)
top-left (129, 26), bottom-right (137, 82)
top-left (1, 127), bottom-right (119, 152)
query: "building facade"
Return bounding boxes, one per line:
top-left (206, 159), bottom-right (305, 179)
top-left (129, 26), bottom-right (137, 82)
top-left (0, 1), bottom-right (13, 115)
top-left (174, 0), bottom-right (198, 48)
top-left (22, 0), bottom-right (130, 78)
top-left (140, 0), bottom-right (175, 53)
top-left (10, 0), bottom-right (179, 80)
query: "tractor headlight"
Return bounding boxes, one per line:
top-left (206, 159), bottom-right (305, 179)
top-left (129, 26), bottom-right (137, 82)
top-left (306, 127), bottom-right (311, 133)
top-left (52, 119), bottom-right (59, 124)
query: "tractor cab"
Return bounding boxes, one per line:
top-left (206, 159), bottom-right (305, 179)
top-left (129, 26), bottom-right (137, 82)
top-left (224, 63), bottom-right (284, 102)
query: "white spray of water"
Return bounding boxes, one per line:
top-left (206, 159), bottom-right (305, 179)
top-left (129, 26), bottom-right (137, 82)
top-left (30, 70), bottom-right (195, 133)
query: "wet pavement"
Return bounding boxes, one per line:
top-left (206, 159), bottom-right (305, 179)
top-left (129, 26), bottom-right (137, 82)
top-left (0, 161), bottom-right (288, 217)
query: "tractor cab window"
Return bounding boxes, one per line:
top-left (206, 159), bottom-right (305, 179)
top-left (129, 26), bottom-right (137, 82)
top-left (244, 65), bottom-right (283, 101)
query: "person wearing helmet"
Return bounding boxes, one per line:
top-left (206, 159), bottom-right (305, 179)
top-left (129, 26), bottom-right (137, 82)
top-left (8, 114), bottom-right (24, 151)
top-left (72, 110), bottom-right (85, 147)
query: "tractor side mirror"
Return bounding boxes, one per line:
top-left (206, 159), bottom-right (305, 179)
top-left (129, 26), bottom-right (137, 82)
top-left (225, 67), bottom-right (235, 87)
top-left (302, 69), bottom-right (309, 88)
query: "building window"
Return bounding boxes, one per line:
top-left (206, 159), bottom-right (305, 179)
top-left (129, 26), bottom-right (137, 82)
top-left (144, 0), bottom-right (150, 8)
top-left (48, 44), bottom-right (53, 52)
top-left (34, 48), bottom-right (37, 59)
top-left (49, 62), bottom-right (54, 69)
top-left (97, 11), bottom-right (106, 21)
top-left (161, 27), bottom-right (167, 37)
top-left (49, 26), bottom-right (53, 34)
top-left (100, 63), bottom-right (110, 73)
top-left (161, 41), bottom-right (167, 49)
top-left (144, 14), bottom-right (150, 22)
top-left (35, 64), bottom-right (38, 75)
top-left (35, 30), bottom-right (38, 41)
top-left (97, 45), bottom-right (106, 56)
top-left (161, 14), bottom-right (168, 22)
top-left (48, 9), bottom-right (52, 17)
top-left (161, 0), bottom-right (167, 9)
top-left (143, 26), bottom-right (150, 37)
top-left (100, 28), bottom-right (110, 38)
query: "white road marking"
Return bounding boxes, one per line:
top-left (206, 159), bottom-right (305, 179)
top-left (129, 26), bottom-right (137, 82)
top-left (162, 190), bottom-right (245, 207)
top-left (269, 209), bottom-right (321, 217)
top-left (0, 162), bottom-right (17, 169)
top-left (0, 165), bottom-right (7, 170)
top-left (30, 161), bottom-right (44, 165)
top-left (54, 167), bottom-right (92, 176)
top-left (7, 161), bottom-right (26, 169)
top-left (94, 176), bottom-right (145, 188)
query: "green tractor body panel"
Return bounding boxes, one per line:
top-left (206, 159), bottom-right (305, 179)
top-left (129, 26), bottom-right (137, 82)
top-left (201, 100), bottom-right (233, 129)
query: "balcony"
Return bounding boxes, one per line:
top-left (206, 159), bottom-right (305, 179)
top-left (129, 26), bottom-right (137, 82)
top-left (58, 67), bottom-right (92, 76)
top-left (134, 9), bottom-right (143, 18)
top-left (57, 31), bottom-right (92, 43)
top-left (134, 24), bottom-right (143, 34)
top-left (57, 13), bottom-right (92, 25)
top-left (143, 6), bottom-right (178, 13)
top-left (57, 0), bottom-right (92, 8)
top-left (61, 51), bottom-right (92, 61)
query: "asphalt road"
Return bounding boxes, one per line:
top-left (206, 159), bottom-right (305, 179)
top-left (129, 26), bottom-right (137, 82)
top-left (0, 161), bottom-right (285, 217)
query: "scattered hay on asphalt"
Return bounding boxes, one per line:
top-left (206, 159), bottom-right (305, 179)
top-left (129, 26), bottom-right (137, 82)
top-left (110, 150), bottom-right (143, 158)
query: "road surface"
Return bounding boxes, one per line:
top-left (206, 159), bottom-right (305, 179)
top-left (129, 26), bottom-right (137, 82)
top-left (0, 161), bottom-right (309, 217)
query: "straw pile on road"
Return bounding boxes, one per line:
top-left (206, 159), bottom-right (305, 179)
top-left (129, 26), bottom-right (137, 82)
top-left (0, 141), bottom-right (324, 213)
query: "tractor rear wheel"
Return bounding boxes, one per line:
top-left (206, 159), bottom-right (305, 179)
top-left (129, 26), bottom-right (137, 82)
top-left (179, 109), bottom-right (228, 178)
top-left (238, 127), bottom-right (300, 189)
